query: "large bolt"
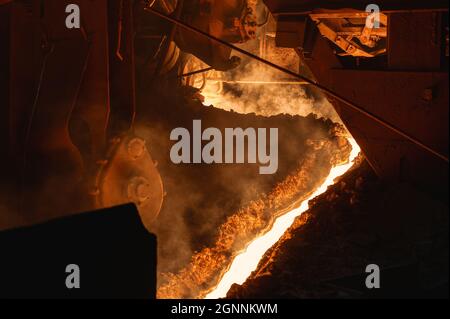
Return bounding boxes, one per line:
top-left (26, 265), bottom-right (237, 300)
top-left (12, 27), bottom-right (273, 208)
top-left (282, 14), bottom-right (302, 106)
top-left (127, 138), bottom-right (146, 160)
top-left (136, 182), bottom-right (151, 202)
top-left (127, 176), bottom-right (152, 206)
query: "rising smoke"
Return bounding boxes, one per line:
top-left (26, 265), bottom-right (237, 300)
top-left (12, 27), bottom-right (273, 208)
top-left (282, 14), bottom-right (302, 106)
top-left (136, 0), bottom-right (348, 298)
top-left (201, 61), bottom-right (342, 123)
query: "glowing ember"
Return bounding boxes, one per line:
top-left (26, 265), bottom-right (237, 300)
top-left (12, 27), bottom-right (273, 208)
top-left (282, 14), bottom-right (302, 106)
top-left (205, 138), bottom-right (361, 299)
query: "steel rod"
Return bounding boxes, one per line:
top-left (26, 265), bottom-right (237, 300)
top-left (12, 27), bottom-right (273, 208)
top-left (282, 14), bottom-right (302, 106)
top-left (207, 79), bottom-right (309, 85)
top-left (179, 67), bottom-right (214, 78)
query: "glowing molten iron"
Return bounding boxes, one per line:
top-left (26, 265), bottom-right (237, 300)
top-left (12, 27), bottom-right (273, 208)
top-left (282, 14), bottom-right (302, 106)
top-left (206, 138), bottom-right (361, 299)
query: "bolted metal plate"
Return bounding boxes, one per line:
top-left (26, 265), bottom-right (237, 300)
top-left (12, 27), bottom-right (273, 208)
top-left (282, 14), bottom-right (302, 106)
top-left (95, 135), bottom-right (164, 229)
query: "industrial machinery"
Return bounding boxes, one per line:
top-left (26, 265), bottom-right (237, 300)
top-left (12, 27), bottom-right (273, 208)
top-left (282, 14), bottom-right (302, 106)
top-left (0, 0), bottom-right (448, 299)
top-left (155, 0), bottom-right (449, 198)
top-left (265, 0), bottom-right (449, 197)
top-left (0, 0), bottom-right (268, 231)
top-left (0, 0), bottom-right (165, 230)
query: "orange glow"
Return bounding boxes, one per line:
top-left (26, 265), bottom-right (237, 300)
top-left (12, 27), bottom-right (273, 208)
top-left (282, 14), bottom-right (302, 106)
top-left (205, 138), bottom-right (361, 299)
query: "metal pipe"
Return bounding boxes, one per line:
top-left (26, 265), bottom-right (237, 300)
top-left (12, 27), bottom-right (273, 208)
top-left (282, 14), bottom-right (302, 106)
top-left (207, 79), bottom-right (309, 85)
top-left (144, 7), bottom-right (449, 163)
top-left (115, 0), bottom-right (125, 61)
top-left (179, 67), bottom-right (214, 78)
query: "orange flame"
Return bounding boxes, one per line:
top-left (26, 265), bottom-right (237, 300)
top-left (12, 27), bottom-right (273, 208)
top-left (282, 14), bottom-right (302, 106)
top-left (205, 138), bottom-right (361, 299)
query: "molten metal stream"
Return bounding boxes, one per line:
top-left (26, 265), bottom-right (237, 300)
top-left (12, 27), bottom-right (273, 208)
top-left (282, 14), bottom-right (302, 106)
top-left (205, 138), bottom-right (361, 299)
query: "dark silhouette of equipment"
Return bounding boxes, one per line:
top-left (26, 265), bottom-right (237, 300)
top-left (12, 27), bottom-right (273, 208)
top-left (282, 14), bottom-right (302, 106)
top-left (0, 204), bottom-right (157, 299)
